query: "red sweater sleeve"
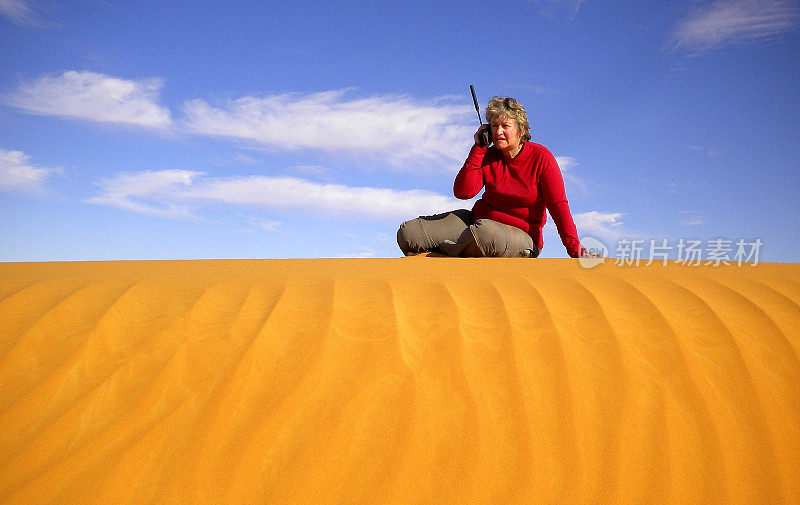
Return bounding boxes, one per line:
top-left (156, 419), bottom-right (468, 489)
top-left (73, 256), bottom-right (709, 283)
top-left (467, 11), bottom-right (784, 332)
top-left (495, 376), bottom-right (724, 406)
top-left (539, 155), bottom-right (586, 258)
top-left (453, 144), bottom-right (487, 199)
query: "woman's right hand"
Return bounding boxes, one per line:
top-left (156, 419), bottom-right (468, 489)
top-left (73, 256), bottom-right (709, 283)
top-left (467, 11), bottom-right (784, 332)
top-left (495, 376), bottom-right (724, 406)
top-left (473, 124), bottom-right (490, 147)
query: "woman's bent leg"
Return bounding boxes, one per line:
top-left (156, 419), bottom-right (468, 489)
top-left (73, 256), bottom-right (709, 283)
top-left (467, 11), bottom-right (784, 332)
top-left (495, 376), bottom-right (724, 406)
top-left (397, 209), bottom-right (473, 255)
top-left (440, 219), bottom-right (539, 257)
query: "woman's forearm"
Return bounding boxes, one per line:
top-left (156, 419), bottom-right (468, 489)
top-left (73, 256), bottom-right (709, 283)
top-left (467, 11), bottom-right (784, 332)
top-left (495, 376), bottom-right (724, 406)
top-left (547, 200), bottom-right (585, 258)
top-left (540, 154), bottom-right (585, 257)
top-left (453, 144), bottom-right (487, 199)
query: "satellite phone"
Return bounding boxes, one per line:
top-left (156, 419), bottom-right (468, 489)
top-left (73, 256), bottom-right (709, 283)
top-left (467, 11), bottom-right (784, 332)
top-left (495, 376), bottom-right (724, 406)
top-left (470, 85), bottom-right (491, 147)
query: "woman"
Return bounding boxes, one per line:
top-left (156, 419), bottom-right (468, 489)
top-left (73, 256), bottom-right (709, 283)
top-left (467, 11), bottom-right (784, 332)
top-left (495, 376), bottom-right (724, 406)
top-left (397, 96), bottom-right (586, 258)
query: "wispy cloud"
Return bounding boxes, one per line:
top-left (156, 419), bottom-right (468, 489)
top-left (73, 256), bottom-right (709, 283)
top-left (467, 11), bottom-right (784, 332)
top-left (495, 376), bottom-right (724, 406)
top-left (555, 155), bottom-right (588, 192)
top-left (671, 0), bottom-right (800, 51)
top-left (0, 148), bottom-right (57, 193)
top-left (0, 0), bottom-right (38, 25)
top-left (3, 71), bottom-right (172, 128)
top-left (690, 145), bottom-right (723, 157)
top-left (573, 210), bottom-right (625, 240)
top-left (3, 73), bottom-right (476, 168)
top-left (255, 219), bottom-right (282, 232)
top-left (85, 170), bottom-right (197, 217)
top-left (555, 156), bottom-right (577, 172)
top-left (290, 165), bottom-right (329, 177)
top-left (541, 209), bottom-right (625, 256)
top-left (525, 0), bottom-right (586, 18)
top-left (339, 250), bottom-right (377, 258)
top-left (231, 153), bottom-right (260, 165)
top-left (86, 169), bottom-right (464, 220)
top-left (182, 90), bottom-right (474, 167)
top-left (681, 216), bottom-right (708, 226)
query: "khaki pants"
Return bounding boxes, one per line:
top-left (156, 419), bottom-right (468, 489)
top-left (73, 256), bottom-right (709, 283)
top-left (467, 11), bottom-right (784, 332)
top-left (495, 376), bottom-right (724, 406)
top-left (397, 210), bottom-right (540, 258)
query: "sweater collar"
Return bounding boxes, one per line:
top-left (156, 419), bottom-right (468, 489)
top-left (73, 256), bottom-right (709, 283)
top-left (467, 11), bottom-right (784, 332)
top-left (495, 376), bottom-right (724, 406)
top-left (503, 142), bottom-right (526, 161)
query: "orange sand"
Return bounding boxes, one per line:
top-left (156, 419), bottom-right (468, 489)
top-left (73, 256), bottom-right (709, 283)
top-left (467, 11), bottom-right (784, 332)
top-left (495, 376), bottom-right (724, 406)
top-left (1, 258), bottom-right (799, 504)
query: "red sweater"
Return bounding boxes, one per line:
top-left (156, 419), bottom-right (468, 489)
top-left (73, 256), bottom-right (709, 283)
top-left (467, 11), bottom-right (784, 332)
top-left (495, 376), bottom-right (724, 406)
top-left (454, 142), bottom-right (585, 258)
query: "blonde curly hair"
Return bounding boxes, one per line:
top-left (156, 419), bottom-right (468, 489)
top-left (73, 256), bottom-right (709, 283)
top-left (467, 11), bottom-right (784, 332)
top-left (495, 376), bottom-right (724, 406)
top-left (485, 96), bottom-right (531, 143)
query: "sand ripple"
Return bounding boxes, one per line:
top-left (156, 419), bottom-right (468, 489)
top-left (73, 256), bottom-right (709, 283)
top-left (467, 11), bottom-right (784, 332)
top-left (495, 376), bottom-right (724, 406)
top-left (0, 259), bottom-right (798, 504)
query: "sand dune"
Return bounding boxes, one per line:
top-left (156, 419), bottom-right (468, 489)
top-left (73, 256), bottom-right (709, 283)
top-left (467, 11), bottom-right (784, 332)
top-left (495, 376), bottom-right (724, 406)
top-left (1, 258), bottom-right (798, 504)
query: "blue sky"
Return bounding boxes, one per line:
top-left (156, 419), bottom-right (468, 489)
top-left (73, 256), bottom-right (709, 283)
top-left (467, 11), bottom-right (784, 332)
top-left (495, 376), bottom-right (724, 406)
top-left (1, 0), bottom-right (798, 261)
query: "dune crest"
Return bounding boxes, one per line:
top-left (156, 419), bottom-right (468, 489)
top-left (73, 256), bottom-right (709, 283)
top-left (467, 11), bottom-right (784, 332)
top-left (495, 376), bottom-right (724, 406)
top-left (1, 259), bottom-right (799, 504)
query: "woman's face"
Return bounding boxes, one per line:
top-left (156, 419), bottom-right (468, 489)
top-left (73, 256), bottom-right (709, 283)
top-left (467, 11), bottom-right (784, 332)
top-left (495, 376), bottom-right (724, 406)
top-left (490, 117), bottom-right (521, 151)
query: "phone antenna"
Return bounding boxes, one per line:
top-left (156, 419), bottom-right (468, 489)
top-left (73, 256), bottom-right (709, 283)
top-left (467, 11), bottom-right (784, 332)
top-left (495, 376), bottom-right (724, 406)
top-left (470, 85), bottom-right (484, 125)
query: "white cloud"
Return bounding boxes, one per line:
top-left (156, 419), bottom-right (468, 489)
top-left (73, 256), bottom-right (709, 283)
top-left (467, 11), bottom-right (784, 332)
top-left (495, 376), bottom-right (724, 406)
top-left (574, 210), bottom-right (625, 240)
top-left (555, 155), bottom-right (588, 193)
top-left (339, 250), bottom-right (377, 258)
top-left (182, 90), bottom-right (474, 167)
top-left (255, 219), bottom-right (281, 232)
top-left (681, 217), bottom-right (708, 226)
top-left (85, 169), bottom-right (198, 217)
top-left (0, 0), bottom-right (36, 25)
top-left (555, 156), bottom-right (577, 172)
top-left (86, 169), bottom-right (464, 220)
top-left (234, 216), bottom-right (282, 234)
top-left (671, 0), bottom-right (800, 51)
top-left (526, 0), bottom-right (586, 18)
top-left (690, 145), bottom-right (722, 157)
top-left (541, 209), bottom-right (625, 256)
top-left (232, 153), bottom-right (260, 165)
top-left (3, 71), bottom-right (172, 128)
top-left (0, 148), bottom-right (56, 193)
top-left (291, 165), bottom-right (328, 176)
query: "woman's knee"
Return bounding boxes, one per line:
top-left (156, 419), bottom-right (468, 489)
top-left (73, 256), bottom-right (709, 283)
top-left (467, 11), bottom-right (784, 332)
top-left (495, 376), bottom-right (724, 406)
top-left (397, 210), bottom-right (473, 255)
top-left (397, 218), bottom-right (428, 255)
top-left (469, 220), bottom-right (505, 256)
top-left (470, 219), bottom-right (534, 257)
